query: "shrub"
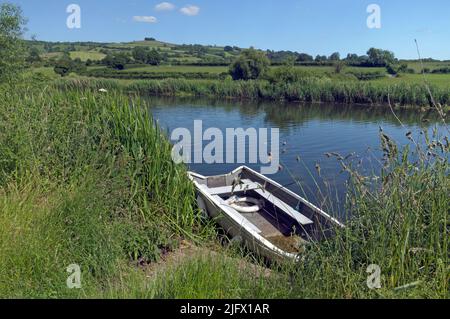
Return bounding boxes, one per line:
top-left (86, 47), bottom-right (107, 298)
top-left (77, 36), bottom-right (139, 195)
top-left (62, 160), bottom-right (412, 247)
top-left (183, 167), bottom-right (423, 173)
top-left (229, 48), bottom-right (270, 81)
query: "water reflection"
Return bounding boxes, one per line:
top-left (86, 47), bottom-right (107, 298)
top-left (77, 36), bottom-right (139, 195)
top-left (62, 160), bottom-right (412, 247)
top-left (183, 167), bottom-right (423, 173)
top-left (143, 95), bottom-right (443, 218)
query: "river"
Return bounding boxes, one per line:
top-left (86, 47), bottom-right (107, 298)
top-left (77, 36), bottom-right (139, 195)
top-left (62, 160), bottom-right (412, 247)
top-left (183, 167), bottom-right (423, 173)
top-left (146, 96), bottom-right (443, 217)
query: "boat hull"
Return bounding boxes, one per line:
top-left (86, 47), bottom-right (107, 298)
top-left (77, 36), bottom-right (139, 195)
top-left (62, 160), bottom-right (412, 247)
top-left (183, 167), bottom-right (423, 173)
top-left (189, 166), bottom-right (344, 262)
top-left (196, 188), bottom-right (299, 262)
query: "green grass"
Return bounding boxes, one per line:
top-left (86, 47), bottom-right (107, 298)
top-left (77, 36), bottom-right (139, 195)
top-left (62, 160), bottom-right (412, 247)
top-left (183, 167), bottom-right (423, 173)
top-left (125, 65), bottom-right (228, 73)
top-left (373, 73), bottom-right (450, 89)
top-left (70, 50), bottom-right (106, 61)
top-left (0, 81), bottom-right (208, 297)
top-left (56, 76), bottom-right (450, 108)
top-left (106, 40), bottom-right (175, 49)
top-left (84, 65), bottom-right (385, 76)
top-left (74, 64), bottom-right (450, 103)
top-left (25, 66), bottom-right (58, 78)
top-left (403, 61), bottom-right (450, 73)
top-left (40, 52), bottom-right (64, 59)
top-left (121, 77), bottom-right (450, 108)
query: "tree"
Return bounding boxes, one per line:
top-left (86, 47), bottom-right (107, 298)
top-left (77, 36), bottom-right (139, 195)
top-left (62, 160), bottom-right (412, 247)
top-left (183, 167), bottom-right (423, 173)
top-left (315, 55), bottom-right (328, 63)
top-left (71, 57), bottom-right (86, 73)
top-left (398, 63), bottom-right (408, 73)
top-left (27, 47), bottom-right (42, 64)
top-left (334, 60), bottom-right (346, 74)
top-left (132, 47), bottom-right (162, 65)
top-left (146, 49), bottom-right (162, 65)
top-left (103, 53), bottom-right (130, 70)
top-left (297, 53), bottom-right (314, 62)
top-left (53, 57), bottom-right (86, 77)
top-left (329, 52), bottom-right (341, 61)
top-left (344, 53), bottom-right (366, 65)
top-left (367, 48), bottom-right (396, 66)
top-left (224, 46), bottom-right (233, 52)
top-left (267, 59), bottom-right (308, 84)
top-left (132, 46), bottom-right (148, 63)
top-left (53, 58), bottom-right (73, 77)
top-left (229, 48), bottom-right (270, 81)
top-left (0, 3), bottom-right (27, 82)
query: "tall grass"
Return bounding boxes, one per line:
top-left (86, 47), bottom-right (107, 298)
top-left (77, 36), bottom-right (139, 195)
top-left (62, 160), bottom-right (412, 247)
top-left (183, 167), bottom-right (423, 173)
top-left (140, 130), bottom-right (449, 299)
top-left (58, 77), bottom-right (450, 108)
top-left (0, 82), bottom-right (206, 297)
top-left (283, 130), bottom-right (449, 298)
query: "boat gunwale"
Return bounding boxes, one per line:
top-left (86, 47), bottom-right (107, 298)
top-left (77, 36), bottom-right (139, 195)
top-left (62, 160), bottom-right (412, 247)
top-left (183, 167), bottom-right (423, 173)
top-left (188, 166), bottom-right (345, 261)
top-left (189, 169), bottom-right (299, 260)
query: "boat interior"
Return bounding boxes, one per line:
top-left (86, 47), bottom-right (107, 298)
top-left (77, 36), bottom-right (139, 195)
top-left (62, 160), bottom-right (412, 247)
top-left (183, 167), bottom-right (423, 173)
top-left (192, 168), bottom-right (336, 253)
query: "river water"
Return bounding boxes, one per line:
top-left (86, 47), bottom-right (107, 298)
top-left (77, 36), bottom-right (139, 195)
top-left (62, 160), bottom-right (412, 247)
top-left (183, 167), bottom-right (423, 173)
top-left (146, 96), bottom-right (443, 217)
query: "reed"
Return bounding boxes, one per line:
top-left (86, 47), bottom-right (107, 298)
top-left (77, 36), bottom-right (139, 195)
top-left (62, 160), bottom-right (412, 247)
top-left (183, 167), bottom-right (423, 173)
top-left (0, 82), bottom-right (208, 297)
top-left (142, 130), bottom-right (449, 299)
top-left (282, 129), bottom-right (449, 298)
top-left (58, 77), bottom-right (450, 108)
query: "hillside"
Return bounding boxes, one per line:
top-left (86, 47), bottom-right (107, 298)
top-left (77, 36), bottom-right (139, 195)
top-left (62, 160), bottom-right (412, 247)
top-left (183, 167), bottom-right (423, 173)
top-left (25, 38), bottom-right (450, 90)
top-left (28, 38), bottom-right (241, 65)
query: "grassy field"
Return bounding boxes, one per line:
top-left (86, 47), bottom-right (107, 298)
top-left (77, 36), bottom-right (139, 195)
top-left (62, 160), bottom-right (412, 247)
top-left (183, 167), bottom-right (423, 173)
top-left (85, 64), bottom-right (386, 75)
top-left (123, 65), bottom-right (228, 73)
top-left (80, 64), bottom-right (450, 92)
top-left (28, 64), bottom-right (450, 107)
top-left (373, 73), bottom-right (450, 89)
top-left (34, 59), bottom-right (450, 91)
top-left (31, 39), bottom-right (239, 65)
top-left (70, 50), bottom-right (106, 61)
top-left (402, 61), bottom-right (450, 72)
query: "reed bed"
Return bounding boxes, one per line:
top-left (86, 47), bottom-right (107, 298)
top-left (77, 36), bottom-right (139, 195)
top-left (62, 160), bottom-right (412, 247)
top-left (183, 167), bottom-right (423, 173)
top-left (0, 82), bottom-right (206, 297)
top-left (55, 77), bottom-right (450, 108)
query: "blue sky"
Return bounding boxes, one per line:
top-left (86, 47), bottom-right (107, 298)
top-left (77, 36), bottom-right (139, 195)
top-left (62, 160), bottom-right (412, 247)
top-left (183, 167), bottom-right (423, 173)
top-left (9, 0), bottom-right (450, 59)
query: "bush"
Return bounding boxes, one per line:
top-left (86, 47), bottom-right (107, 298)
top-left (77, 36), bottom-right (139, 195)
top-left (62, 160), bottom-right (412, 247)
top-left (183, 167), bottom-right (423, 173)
top-left (0, 3), bottom-right (27, 82)
top-left (229, 48), bottom-right (270, 81)
top-left (346, 70), bottom-right (385, 81)
top-left (431, 67), bottom-right (450, 74)
top-left (265, 65), bottom-right (313, 84)
top-left (103, 53), bottom-right (131, 70)
top-left (53, 57), bottom-right (86, 77)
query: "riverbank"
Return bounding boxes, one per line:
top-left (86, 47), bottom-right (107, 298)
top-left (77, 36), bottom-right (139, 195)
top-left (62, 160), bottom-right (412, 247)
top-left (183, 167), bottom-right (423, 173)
top-left (0, 79), bottom-right (448, 298)
top-left (0, 80), bottom-right (209, 297)
top-left (54, 76), bottom-right (450, 110)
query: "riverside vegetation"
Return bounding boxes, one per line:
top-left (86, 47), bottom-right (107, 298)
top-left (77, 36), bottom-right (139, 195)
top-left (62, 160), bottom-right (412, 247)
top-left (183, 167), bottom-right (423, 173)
top-left (0, 3), bottom-right (448, 298)
top-left (54, 76), bottom-right (450, 109)
top-left (1, 72), bottom-right (448, 298)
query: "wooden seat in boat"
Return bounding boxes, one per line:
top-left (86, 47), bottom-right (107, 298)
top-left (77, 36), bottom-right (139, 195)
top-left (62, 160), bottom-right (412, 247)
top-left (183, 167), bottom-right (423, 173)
top-left (204, 179), bottom-right (314, 227)
top-left (252, 187), bottom-right (314, 226)
top-left (208, 181), bottom-right (261, 196)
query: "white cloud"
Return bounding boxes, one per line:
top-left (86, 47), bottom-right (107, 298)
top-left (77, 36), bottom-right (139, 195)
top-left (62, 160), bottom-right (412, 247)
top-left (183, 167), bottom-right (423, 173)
top-left (133, 16), bottom-right (158, 23)
top-left (155, 2), bottom-right (175, 11)
top-left (180, 5), bottom-right (200, 16)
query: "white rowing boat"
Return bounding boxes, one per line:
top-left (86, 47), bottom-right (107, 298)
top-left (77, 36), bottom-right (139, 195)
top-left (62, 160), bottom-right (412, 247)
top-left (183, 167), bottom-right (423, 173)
top-left (188, 166), bottom-right (344, 262)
